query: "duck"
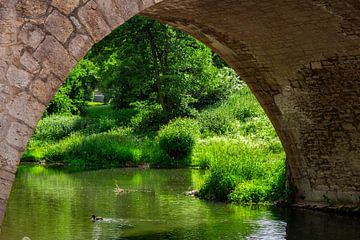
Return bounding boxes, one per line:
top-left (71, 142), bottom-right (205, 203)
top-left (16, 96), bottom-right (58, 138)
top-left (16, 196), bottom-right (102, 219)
top-left (91, 214), bottom-right (103, 222)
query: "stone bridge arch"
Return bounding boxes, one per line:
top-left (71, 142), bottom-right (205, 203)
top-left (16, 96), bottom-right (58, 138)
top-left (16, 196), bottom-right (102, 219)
top-left (0, 0), bottom-right (360, 224)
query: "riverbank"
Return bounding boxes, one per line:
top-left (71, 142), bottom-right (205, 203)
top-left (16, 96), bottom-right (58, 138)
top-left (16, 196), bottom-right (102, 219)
top-left (22, 86), bottom-right (286, 203)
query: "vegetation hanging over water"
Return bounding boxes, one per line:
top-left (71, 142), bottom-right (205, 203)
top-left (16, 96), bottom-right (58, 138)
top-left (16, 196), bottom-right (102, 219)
top-left (22, 16), bottom-right (286, 204)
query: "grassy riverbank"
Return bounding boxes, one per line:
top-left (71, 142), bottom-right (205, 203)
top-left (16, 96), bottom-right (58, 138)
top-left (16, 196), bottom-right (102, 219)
top-left (22, 86), bottom-right (286, 203)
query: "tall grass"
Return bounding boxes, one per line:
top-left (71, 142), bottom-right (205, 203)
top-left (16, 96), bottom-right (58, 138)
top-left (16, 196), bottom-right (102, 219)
top-left (194, 86), bottom-right (286, 203)
top-left (22, 86), bottom-right (286, 203)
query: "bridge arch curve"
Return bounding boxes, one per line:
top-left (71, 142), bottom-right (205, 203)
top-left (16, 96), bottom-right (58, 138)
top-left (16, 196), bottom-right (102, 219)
top-left (0, 0), bottom-right (360, 223)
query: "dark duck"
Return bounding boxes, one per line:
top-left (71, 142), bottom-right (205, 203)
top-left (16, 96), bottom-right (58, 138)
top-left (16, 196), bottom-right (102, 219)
top-left (91, 214), bottom-right (103, 222)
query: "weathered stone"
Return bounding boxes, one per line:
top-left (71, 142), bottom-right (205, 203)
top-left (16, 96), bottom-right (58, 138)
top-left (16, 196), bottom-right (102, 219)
top-left (33, 36), bottom-right (76, 79)
top-left (70, 16), bottom-right (84, 32)
top-left (30, 79), bottom-right (52, 104)
top-left (6, 65), bottom-right (32, 89)
top-left (0, 142), bottom-right (19, 166)
top-left (6, 122), bottom-right (32, 150)
top-left (6, 92), bottom-right (44, 128)
top-left (94, 0), bottom-right (125, 29)
top-left (0, 60), bottom-right (8, 79)
top-left (311, 61), bottom-right (322, 70)
top-left (18, 23), bottom-right (45, 49)
top-left (15, 0), bottom-right (49, 18)
top-left (68, 34), bottom-right (93, 61)
top-left (0, 114), bottom-right (11, 141)
top-left (0, 20), bottom-right (19, 44)
top-left (45, 10), bottom-right (74, 44)
top-left (114, 0), bottom-right (140, 20)
top-left (20, 51), bottom-right (40, 73)
top-left (77, 1), bottom-right (111, 42)
top-left (51, 0), bottom-right (80, 15)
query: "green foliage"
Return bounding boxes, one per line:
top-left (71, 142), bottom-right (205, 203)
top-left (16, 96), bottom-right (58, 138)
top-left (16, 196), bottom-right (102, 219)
top-left (228, 181), bottom-right (270, 203)
top-left (196, 137), bottom-right (285, 202)
top-left (45, 128), bottom-right (142, 169)
top-left (199, 112), bottom-right (234, 136)
top-left (46, 59), bottom-right (99, 115)
top-left (33, 115), bottom-right (82, 141)
top-left (89, 16), bottom-right (241, 119)
top-left (158, 118), bottom-right (200, 166)
top-left (129, 101), bottom-right (166, 133)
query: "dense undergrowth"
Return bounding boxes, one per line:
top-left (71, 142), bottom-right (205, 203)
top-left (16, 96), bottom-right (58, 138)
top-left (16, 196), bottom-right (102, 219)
top-left (22, 86), bottom-right (286, 203)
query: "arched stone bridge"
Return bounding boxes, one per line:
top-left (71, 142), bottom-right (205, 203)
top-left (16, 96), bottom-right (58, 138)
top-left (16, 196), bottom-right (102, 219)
top-left (0, 0), bottom-right (359, 225)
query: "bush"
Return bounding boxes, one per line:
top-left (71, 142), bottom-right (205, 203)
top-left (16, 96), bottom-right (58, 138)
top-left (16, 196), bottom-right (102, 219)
top-left (196, 137), bottom-right (285, 202)
top-left (130, 102), bottom-right (166, 133)
top-left (228, 181), bottom-right (270, 203)
top-left (45, 128), bottom-right (142, 169)
top-left (199, 112), bottom-right (234, 136)
top-left (33, 115), bottom-right (83, 141)
top-left (157, 118), bottom-right (200, 166)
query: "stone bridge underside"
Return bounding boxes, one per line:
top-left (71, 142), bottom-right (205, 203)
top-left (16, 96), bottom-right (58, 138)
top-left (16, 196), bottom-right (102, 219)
top-left (0, 0), bottom-right (360, 225)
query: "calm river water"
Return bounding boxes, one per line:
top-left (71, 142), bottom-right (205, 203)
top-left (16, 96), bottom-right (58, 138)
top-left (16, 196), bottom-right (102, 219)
top-left (1, 166), bottom-right (360, 240)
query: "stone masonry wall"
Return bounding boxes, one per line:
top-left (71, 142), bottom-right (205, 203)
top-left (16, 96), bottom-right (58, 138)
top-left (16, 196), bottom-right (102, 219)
top-left (0, 0), bottom-right (359, 226)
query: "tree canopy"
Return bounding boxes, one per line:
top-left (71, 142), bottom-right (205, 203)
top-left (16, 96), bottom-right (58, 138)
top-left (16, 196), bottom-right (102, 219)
top-left (47, 16), bottom-right (241, 120)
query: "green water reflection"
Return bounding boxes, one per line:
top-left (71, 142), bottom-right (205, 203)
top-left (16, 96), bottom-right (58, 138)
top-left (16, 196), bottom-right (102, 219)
top-left (1, 166), bottom-right (360, 240)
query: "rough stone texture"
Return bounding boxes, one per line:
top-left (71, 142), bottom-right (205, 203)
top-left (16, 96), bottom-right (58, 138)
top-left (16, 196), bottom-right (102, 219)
top-left (51, 0), bottom-right (80, 15)
top-left (94, 0), bottom-right (125, 29)
top-left (6, 122), bottom-right (32, 150)
top-left (6, 65), bottom-right (32, 89)
top-left (68, 34), bottom-right (93, 61)
top-left (1, 0), bottom-right (360, 227)
top-left (20, 51), bottom-right (40, 73)
top-left (33, 36), bottom-right (77, 79)
top-left (77, 1), bottom-right (111, 43)
top-left (6, 92), bottom-right (45, 128)
top-left (18, 23), bottom-right (45, 49)
top-left (15, 0), bottom-right (49, 18)
top-left (45, 10), bottom-right (74, 44)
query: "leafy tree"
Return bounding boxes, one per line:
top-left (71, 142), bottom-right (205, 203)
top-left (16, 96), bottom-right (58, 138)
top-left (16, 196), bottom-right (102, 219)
top-left (46, 59), bottom-right (99, 115)
top-left (88, 16), bottom-right (241, 120)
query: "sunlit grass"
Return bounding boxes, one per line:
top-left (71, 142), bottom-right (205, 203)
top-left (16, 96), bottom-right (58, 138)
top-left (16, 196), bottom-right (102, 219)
top-left (22, 86), bottom-right (286, 202)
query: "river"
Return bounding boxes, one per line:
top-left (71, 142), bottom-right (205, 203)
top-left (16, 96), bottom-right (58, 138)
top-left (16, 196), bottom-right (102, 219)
top-left (1, 166), bottom-right (360, 240)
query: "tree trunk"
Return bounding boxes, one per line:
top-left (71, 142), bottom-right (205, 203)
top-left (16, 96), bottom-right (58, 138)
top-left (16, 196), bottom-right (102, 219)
top-left (146, 28), bottom-right (168, 120)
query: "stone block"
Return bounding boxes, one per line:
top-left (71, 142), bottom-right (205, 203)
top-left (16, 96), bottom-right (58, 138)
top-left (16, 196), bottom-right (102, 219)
top-left (138, 0), bottom-right (156, 11)
top-left (0, 21), bottom-right (19, 44)
top-left (18, 23), bottom-right (45, 49)
top-left (77, 1), bottom-right (111, 42)
top-left (6, 65), bottom-right (32, 89)
top-left (51, 0), bottom-right (80, 15)
top-left (20, 51), bottom-right (40, 73)
top-left (6, 92), bottom-right (44, 128)
top-left (33, 36), bottom-right (77, 79)
top-left (94, 0), bottom-right (125, 29)
top-left (6, 122), bottom-right (32, 150)
top-left (30, 79), bottom-right (53, 104)
top-left (68, 34), bottom-right (93, 61)
top-left (310, 61), bottom-right (322, 70)
top-left (0, 142), bottom-right (19, 166)
top-left (15, 0), bottom-right (49, 18)
top-left (45, 10), bottom-right (74, 44)
top-left (0, 114), bottom-right (11, 141)
top-left (114, 0), bottom-right (140, 20)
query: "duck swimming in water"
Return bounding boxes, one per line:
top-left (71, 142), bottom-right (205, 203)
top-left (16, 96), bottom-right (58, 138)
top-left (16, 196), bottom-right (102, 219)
top-left (91, 214), bottom-right (103, 222)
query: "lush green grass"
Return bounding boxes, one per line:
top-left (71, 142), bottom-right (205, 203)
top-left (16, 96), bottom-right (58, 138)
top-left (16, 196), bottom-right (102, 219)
top-left (22, 86), bottom-right (286, 203)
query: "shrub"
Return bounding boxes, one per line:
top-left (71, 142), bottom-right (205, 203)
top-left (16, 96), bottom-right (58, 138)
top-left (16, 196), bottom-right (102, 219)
top-left (130, 102), bottom-right (166, 133)
top-left (157, 118), bottom-right (200, 166)
top-left (33, 115), bottom-right (83, 141)
top-left (228, 181), bottom-right (270, 203)
top-left (197, 137), bottom-right (285, 202)
top-left (45, 128), bottom-right (142, 169)
top-left (199, 112), bottom-right (234, 136)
